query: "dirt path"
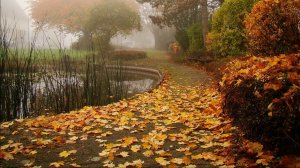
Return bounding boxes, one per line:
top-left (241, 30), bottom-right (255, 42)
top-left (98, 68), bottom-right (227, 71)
top-left (125, 50), bottom-right (214, 86)
top-left (1, 51), bottom-right (236, 168)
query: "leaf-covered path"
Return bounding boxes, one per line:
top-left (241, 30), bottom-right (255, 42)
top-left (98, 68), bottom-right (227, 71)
top-left (0, 52), bottom-right (272, 167)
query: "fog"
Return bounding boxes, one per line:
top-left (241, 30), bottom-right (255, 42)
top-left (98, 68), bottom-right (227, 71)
top-left (2, 0), bottom-right (159, 49)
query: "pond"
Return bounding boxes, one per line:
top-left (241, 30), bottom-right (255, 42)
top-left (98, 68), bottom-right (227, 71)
top-left (0, 66), bottom-right (163, 121)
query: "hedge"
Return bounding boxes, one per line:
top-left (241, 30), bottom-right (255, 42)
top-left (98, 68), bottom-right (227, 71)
top-left (220, 53), bottom-right (300, 153)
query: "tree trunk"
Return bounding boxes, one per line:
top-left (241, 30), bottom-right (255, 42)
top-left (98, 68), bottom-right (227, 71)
top-left (200, 0), bottom-right (209, 49)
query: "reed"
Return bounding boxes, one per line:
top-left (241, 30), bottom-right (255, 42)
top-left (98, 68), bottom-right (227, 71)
top-left (0, 19), bottom-right (128, 121)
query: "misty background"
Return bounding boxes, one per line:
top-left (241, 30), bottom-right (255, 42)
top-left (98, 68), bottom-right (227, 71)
top-left (3, 0), bottom-right (157, 49)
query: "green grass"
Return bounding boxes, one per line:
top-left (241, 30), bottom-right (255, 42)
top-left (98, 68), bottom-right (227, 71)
top-left (7, 48), bottom-right (90, 61)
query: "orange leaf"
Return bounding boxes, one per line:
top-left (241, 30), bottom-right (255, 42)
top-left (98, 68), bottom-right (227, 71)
top-left (50, 161), bottom-right (64, 167)
top-left (264, 82), bottom-right (282, 91)
top-left (0, 150), bottom-right (14, 160)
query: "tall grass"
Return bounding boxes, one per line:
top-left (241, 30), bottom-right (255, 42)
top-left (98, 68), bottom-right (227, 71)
top-left (0, 17), bottom-right (38, 121)
top-left (0, 18), bottom-right (127, 121)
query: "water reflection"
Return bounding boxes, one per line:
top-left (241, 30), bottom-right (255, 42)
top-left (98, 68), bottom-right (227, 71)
top-left (125, 78), bottom-right (154, 94)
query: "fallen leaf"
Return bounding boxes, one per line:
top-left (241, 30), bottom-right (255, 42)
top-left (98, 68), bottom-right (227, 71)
top-left (182, 157), bottom-right (191, 165)
top-left (59, 150), bottom-right (77, 158)
top-left (171, 158), bottom-right (183, 164)
top-left (131, 145), bottom-right (141, 152)
top-left (30, 150), bottom-right (38, 155)
top-left (155, 157), bottom-right (170, 166)
top-left (0, 151), bottom-right (14, 160)
top-left (50, 161), bottom-right (64, 167)
top-left (119, 151), bottom-right (129, 158)
top-left (70, 163), bottom-right (81, 167)
top-left (91, 157), bottom-right (101, 162)
top-left (132, 159), bottom-right (144, 168)
top-left (143, 150), bottom-right (154, 157)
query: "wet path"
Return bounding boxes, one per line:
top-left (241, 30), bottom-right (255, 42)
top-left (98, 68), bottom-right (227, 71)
top-left (126, 50), bottom-right (214, 86)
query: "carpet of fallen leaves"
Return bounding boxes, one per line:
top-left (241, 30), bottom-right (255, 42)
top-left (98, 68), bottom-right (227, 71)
top-left (0, 75), bottom-right (284, 167)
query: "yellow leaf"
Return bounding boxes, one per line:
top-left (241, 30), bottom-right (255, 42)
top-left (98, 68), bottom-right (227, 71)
top-left (238, 69), bottom-right (249, 74)
top-left (142, 143), bottom-right (151, 149)
top-left (256, 159), bottom-right (269, 166)
top-left (268, 112), bottom-right (273, 117)
top-left (192, 154), bottom-right (203, 160)
top-left (267, 103), bottom-right (273, 111)
top-left (36, 138), bottom-right (52, 146)
top-left (82, 126), bottom-right (93, 132)
top-left (121, 137), bottom-right (138, 147)
top-left (87, 129), bottom-right (102, 134)
top-left (132, 159), bottom-right (144, 168)
top-left (143, 150), bottom-right (154, 157)
top-left (155, 157), bottom-right (170, 166)
top-left (50, 161), bottom-right (64, 167)
top-left (70, 163), bottom-right (81, 167)
top-left (12, 131), bottom-right (18, 135)
top-left (119, 151), bottom-right (129, 158)
top-left (0, 121), bottom-right (14, 128)
top-left (131, 145), bottom-right (141, 153)
top-left (99, 150), bottom-right (109, 157)
top-left (171, 158), bottom-right (183, 164)
top-left (59, 150), bottom-right (77, 158)
top-left (30, 150), bottom-right (38, 155)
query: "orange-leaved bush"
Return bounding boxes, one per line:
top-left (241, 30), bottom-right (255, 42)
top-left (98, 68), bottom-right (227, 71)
top-left (245, 0), bottom-right (300, 56)
top-left (220, 53), bottom-right (300, 153)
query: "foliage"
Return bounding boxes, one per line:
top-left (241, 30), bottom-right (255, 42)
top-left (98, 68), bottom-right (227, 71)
top-left (86, 0), bottom-right (141, 49)
top-left (110, 50), bottom-right (147, 60)
top-left (186, 23), bottom-right (204, 55)
top-left (138, 0), bottom-right (219, 50)
top-left (30, 0), bottom-right (141, 50)
top-left (169, 41), bottom-right (182, 55)
top-left (175, 30), bottom-right (189, 52)
top-left (30, 0), bottom-right (139, 33)
top-left (245, 0), bottom-right (300, 56)
top-left (0, 75), bottom-right (277, 167)
top-left (220, 54), bottom-right (300, 152)
top-left (138, 0), bottom-right (202, 30)
top-left (30, 0), bottom-right (100, 33)
top-left (211, 0), bottom-right (256, 57)
top-left (70, 35), bottom-right (92, 51)
top-left (205, 32), bottom-right (213, 53)
top-left (211, 29), bottom-right (247, 57)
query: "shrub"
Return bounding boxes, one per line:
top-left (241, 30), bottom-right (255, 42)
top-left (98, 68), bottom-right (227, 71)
top-left (110, 50), bottom-right (146, 60)
top-left (211, 29), bottom-right (246, 57)
top-left (220, 54), bottom-right (300, 153)
top-left (175, 29), bottom-right (189, 52)
top-left (169, 41), bottom-right (181, 54)
top-left (211, 0), bottom-right (257, 57)
top-left (245, 0), bottom-right (300, 56)
top-left (186, 23), bottom-right (204, 55)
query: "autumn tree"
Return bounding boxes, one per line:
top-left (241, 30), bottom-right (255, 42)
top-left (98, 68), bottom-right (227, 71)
top-left (137, 0), bottom-right (221, 53)
top-left (30, 0), bottom-right (99, 33)
top-left (86, 0), bottom-right (141, 49)
top-left (30, 0), bottom-right (141, 49)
